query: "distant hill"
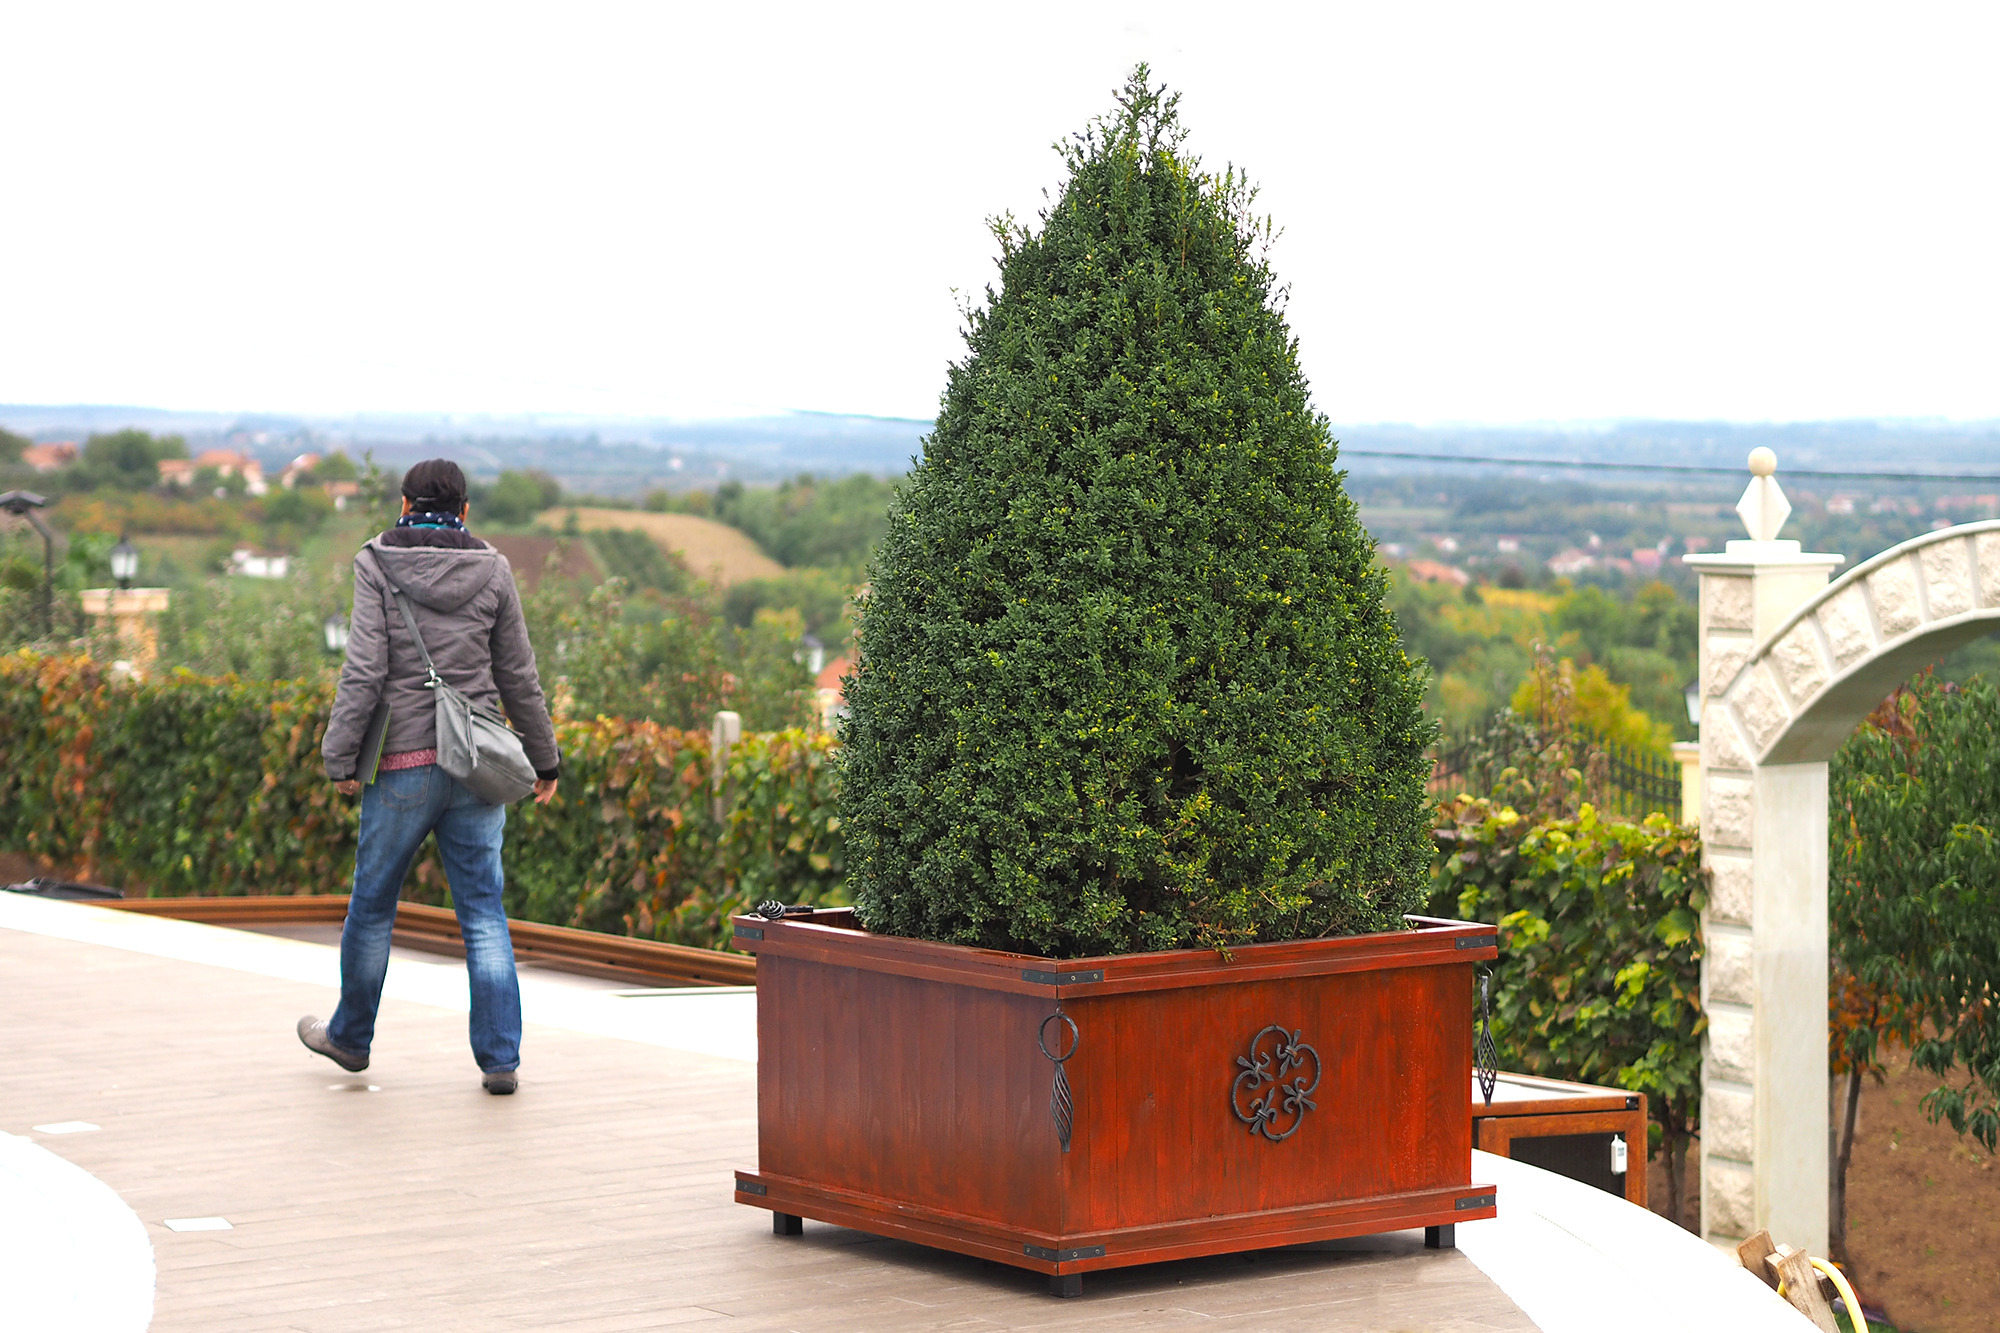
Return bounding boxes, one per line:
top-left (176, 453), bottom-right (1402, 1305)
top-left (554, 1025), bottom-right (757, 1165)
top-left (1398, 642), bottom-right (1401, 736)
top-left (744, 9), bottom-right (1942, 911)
top-left (0, 405), bottom-right (930, 498)
top-left (6, 402), bottom-right (1995, 500)
top-left (541, 508), bottom-right (784, 587)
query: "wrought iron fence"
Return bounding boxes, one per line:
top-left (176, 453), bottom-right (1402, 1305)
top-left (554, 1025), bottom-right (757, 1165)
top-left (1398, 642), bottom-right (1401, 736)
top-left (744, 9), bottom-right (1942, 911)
top-left (1428, 714), bottom-right (1683, 821)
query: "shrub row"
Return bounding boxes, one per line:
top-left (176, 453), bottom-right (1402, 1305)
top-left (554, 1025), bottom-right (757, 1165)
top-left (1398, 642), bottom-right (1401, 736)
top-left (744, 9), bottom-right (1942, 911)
top-left (0, 653), bottom-right (843, 949)
top-left (3, 652), bottom-right (1703, 1171)
top-left (1430, 795), bottom-right (1707, 1216)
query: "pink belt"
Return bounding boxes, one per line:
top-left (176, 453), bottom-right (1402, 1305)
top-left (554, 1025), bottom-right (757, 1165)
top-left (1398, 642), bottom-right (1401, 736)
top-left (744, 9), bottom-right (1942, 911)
top-left (379, 748), bottom-right (438, 773)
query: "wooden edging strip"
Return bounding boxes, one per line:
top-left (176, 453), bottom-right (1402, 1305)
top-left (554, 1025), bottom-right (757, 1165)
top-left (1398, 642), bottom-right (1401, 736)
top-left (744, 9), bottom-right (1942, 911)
top-left (99, 895), bottom-right (755, 988)
top-left (737, 912), bottom-right (1497, 997)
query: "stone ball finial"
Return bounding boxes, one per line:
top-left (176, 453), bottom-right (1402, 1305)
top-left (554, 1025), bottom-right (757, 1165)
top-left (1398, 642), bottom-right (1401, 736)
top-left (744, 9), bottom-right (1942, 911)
top-left (1736, 448), bottom-right (1791, 542)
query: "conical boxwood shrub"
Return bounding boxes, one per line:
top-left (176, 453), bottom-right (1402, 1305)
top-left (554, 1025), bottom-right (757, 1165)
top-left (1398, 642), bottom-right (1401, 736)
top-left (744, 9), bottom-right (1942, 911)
top-left (841, 70), bottom-right (1436, 958)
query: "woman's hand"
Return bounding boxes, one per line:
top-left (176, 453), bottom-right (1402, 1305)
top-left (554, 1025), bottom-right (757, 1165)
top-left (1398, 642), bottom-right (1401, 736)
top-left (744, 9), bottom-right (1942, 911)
top-left (334, 779), bottom-right (362, 796)
top-left (533, 778), bottom-right (558, 805)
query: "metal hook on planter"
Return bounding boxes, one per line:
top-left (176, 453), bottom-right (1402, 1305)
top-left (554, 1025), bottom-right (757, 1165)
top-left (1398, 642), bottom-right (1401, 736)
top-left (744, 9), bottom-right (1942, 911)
top-left (755, 901), bottom-right (815, 920)
top-left (1475, 968), bottom-right (1499, 1108)
top-left (1038, 1011), bottom-right (1079, 1153)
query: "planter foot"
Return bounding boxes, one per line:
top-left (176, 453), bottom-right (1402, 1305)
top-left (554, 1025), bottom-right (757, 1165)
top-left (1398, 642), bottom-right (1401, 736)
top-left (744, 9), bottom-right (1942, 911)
top-left (1048, 1273), bottom-right (1083, 1299)
top-left (1424, 1224), bottom-right (1455, 1250)
top-left (773, 1212), bottom-right (803, 1236)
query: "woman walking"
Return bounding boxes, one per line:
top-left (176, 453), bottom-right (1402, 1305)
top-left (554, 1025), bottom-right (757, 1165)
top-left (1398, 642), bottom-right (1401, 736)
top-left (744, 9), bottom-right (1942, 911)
top-left (299, 459), bottom-right (561, 1094)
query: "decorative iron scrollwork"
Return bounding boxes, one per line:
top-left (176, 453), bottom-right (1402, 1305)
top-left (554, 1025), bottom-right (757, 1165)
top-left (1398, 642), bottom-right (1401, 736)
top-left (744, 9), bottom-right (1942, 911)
top-left (1230, 1025), bottom-right (1322, 1142)
top-left (1475, 969), bottom-right (1499, 1107)
top-left (1038, 1011), bottom-right (1078, 1153)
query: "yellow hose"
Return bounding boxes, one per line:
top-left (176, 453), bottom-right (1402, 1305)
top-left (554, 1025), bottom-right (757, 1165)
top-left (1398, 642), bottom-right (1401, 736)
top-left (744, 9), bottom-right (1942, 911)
top-left (1811, 1257), bottom-right (1866, 1330)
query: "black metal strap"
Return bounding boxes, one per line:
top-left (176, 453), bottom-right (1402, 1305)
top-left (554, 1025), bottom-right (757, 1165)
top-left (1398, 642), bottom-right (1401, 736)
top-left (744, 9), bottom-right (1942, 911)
top-left (1475, 970), bottom-right (1499, 1107)
top-left (1039, 1011), bottom-right (1078, 1153)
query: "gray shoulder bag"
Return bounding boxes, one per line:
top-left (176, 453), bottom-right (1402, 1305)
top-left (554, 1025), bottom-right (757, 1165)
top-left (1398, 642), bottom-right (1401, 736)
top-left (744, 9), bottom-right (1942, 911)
top-left (389, 587), bottom-right (539, 806)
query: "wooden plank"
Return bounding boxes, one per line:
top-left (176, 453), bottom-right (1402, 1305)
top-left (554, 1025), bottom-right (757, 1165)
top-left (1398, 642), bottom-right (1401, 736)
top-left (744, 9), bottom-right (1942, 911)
top-left (1473, 1108), bottom-right (1649, 1208)
top-left (1471, 1069), bottom-right (1644, 1117)
top-left (739, 1170), bottom-right (1497, 1275)
top-left (100, 894), bottom-right (755, 987)
top-left (1736, 1228), bottom-right (1780, 1290)
top-left (739, 911), bottom-right (1498, 998)
top-left (1768, 1244), bottom-right (1839, 1331)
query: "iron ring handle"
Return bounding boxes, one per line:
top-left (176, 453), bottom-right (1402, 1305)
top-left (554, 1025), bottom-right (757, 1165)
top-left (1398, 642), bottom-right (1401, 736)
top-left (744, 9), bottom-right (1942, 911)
top-left (1037, 1011), bottom-right (1079, 1064)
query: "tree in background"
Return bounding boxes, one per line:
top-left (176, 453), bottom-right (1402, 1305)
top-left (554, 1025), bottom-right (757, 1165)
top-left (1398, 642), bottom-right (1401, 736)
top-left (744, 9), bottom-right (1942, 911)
top-left (1510, 653), bottom-right (1674, 759)
top-left (1830, 674), bottom-right (2000, 1161)
top-left (309, 451), bottom-right (359, 483)
top-left (723, 568), bottom-right (854, 652)
top-left (710, 473), bottom-right (898, 573)
top-left (521, 569), bottom-right (812, 733)
top-left (842, 71), bottom-right (1434, 956)
top-left (151, 566), bottom-right (344, 682)
top-left (0, 427), bottom-right (27, 466)
top-left (1549, 582), bottom-right (1696, 732)
top-left (1390, 572), bottom-right (1695, 740)
top-left (480, 469), bottom-right (563, 526)
top-left (73, 430), bottom-right (188, 491)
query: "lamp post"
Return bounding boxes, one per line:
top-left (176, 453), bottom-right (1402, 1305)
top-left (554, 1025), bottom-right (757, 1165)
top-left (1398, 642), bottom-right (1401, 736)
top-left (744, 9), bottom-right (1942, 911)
top-left (322, 613), bottom-right (349, 655)
top-left (1683, 680), bottom-right (1702, 727)
top-left (0, 490), bottom-right (55, 638)
top-left (110, 535), bottom-right (139, 591)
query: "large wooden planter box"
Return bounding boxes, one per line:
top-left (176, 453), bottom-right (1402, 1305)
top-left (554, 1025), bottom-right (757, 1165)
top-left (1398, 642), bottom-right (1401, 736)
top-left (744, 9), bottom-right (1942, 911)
top-left (732, 908), bottom-right (1498, 1294)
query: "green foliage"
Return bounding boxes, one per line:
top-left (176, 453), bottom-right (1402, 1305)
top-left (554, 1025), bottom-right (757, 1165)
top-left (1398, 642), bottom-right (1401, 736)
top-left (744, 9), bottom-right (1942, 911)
top-left (586, 527), bottom-right (690, 595)
top-left (309, 451), bottom-right (359, 483)
top-left (0, 653), bottom-right (842, 947)
top-left (1431, 796), bottom-right (1706, 1214)
top-left (73, 430), bottom-right (188, 492)
top-left (712, 473), bottom-right (898, 572)
top-left (842, 71), bottom-right (1435, 957)
top-left (0, 428), bottom-right (27, 465)
top-left (523, 575), bottom-right (813, 732)
top-left (1390, 574), bottom-right (1695, 738)
top-left (644, 487), bottom-right (710, 516)
top-left (0, 654), bottom-right (354, 891)
top-left (502, 717), bottom-right (845, 940)
top-left (259, 486), bottom-right (334, 542)
top-left (152, 574), bottom-right (343, 682)
top-left (723, 567), bottom-right (854, 651)
top-left (355, 453), bottom-right (405, 535)
top-left (482, 469), bottom-right (562, 525)
top-left (1831, 675), bottom-right (2000, 1151)
top-left (1549, 582), bottom-right (1696, 734)
top-left (1510, 657), bottom-right (1673, 760)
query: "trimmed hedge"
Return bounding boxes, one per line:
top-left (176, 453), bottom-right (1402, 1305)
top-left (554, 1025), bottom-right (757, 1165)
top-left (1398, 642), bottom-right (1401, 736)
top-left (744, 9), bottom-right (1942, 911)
top-left (0, 652), bottom-right (842, 949)
top-left (841, 72), bottom-right (1434, 957)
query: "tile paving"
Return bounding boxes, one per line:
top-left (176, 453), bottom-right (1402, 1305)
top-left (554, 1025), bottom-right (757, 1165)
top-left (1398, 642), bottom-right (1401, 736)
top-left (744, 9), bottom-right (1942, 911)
top-left (1, 917), bottom-right (1538, 1332)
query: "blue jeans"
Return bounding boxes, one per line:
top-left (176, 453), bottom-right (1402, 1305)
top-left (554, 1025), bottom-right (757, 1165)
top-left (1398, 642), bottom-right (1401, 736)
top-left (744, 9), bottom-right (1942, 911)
top-left (327, 765), bottom-right (521, 1072)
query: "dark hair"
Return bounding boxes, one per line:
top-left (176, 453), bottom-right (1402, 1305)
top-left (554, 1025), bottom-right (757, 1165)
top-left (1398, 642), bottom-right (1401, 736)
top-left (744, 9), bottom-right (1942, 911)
top-left (401, 459), bottom-right (468, 513)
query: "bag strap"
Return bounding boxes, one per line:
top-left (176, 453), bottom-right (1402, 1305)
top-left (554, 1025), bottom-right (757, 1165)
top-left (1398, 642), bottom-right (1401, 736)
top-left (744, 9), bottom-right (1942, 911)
top-left (389, 587), bottom-right (444, 690)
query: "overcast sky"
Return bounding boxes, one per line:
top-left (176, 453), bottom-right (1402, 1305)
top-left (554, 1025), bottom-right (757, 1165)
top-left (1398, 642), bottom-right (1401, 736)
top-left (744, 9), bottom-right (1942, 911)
top-left (4, 3), bottom-right (1997, 426)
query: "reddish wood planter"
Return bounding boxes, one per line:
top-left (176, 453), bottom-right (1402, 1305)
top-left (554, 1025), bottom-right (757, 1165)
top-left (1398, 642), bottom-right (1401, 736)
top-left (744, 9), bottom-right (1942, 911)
top-left (732, 909), bottom-right (1498, 1296)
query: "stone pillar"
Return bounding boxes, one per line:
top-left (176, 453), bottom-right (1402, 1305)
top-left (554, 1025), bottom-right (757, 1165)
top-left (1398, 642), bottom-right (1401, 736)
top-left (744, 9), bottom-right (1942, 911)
top-left (80, 587), bottom-right (171, 671)
top-left (1670, 741), bottom-right (1701, 827)
top-left (1684, 450), bottom-right (1841, 1255)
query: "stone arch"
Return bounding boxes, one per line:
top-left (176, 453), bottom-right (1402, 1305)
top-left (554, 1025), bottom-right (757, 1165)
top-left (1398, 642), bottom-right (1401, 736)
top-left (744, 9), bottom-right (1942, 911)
top-left (1710, 520), bottom-right (2000, 765)
top-left (1688, 514), bottom-right (2000, 1258)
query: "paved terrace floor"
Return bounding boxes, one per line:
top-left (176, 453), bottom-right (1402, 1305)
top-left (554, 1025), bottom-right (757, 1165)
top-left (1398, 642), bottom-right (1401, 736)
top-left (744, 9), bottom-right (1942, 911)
top-left (1, 897), bottom-right (1541, 1333)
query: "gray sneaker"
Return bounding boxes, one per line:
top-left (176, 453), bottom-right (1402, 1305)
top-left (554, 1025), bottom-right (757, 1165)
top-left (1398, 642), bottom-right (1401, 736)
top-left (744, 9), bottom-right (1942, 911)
top-left (482, 1070), bottom-right (518, 1095)
top-left (297, 1016), bottom-right (368, 1072)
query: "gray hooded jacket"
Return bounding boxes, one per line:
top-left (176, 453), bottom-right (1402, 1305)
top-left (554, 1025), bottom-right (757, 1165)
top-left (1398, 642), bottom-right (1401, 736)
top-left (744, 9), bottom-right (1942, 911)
top-left (321, 536), bottom-right (561, 782)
